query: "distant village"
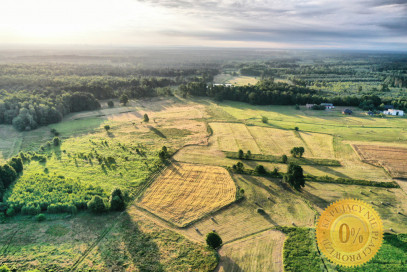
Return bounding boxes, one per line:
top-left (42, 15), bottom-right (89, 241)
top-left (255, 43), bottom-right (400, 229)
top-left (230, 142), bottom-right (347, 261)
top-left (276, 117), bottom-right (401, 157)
top-left (305, 103), bottom-right (404, 116)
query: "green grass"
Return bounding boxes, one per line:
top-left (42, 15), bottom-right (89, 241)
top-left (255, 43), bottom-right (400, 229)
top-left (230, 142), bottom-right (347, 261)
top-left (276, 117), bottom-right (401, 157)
top-left (225, 151), bottom-right (341, 166)
top-left (279, 227), bottom-right (328, 272)
top-left (337, 233), bottom-right (407, 272)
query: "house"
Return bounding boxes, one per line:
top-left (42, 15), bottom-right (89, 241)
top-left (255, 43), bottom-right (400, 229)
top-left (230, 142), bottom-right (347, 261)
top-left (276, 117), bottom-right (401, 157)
top-left (306, 104), bottom-right (316, 109)
top-left (213, 83), bottom-right (233, 87)
top-left (320, 103), bottom-right (335, 109)
top-left (342, 109), bottom-right (352, 115)
top-left (383, 109), bottom-right (404, 116)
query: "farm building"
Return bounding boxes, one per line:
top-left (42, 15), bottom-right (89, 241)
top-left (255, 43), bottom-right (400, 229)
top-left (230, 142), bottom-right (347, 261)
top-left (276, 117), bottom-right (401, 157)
top-left (342, 109), bottom-right (353, 115)
top-left (306, 104), bottom-right (316, 109)
top-left (383, 109), bottom-right (404, 116)
top-left (321, 103), bottom-right (335, 109)
top-left (213, 83), bottom-right (233, 87)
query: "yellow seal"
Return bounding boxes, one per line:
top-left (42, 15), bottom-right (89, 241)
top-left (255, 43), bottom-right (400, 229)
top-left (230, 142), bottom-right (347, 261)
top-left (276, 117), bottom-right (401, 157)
top-left (316, 199), bottom-right (383, 267)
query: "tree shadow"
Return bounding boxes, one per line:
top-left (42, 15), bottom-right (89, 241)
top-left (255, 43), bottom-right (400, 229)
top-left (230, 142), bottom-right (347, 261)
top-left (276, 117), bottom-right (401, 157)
top-left (306, 165), bottom-right (352, 179)
top-left (215, 256), bottom-right (244, 272)
top-left (301, 190), bottom-right (330, 210)
top-left (99, 212), bottom-right (164, 272)
top-left (384, 233), bottom-right (407, 253)
top-left (148, 126), bottom-right (166, 138)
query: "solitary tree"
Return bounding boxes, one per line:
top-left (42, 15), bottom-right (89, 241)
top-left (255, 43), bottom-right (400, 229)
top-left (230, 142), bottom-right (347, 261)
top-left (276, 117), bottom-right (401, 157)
top-left (119, 94), bottom-right (129, 106)
top-left (53, 137), bottom-right (61, 146)
top-left (261, 116), bottom-right (268, 124)
top-left (107, 101), bottom-right (114, 108)
top-left (283, 163), bottom-right (305, 190)
top-left (294, 127), bottom-right (299, 131)
top-left (281, 154), bottom-right (288, 163)
top-left (238, 149), bottom-right (244, 159)
top-left (143, 113), bottom-right (149, 122)
top-left (255, 164), bottom-right (266, 175)
top-left (109, 188), bottom-right (125, 211)
top-left (206, 231), bottom-right (222, 249)
top-left (104, 125), bottom-right (110, 131)
top-left (290, 147), bottom-right (305, 158)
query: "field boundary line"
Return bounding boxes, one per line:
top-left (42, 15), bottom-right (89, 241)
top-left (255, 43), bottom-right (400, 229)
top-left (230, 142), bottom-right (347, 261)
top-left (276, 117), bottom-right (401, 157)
top-left (222, 227), bottom-right (279, 245)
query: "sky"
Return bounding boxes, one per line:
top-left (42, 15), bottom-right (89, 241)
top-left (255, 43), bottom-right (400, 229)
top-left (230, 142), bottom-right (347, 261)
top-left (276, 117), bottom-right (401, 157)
top-left (0, 0), bottom-right (407, 50)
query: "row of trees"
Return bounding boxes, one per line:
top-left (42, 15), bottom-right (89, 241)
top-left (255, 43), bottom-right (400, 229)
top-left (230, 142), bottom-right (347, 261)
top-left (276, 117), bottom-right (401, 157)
top-left (0, 156), bottom-right (23, 204)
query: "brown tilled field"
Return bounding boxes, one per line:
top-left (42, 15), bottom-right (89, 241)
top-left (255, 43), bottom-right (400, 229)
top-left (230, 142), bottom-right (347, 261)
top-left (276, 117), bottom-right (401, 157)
top-left (353, 144), bottom-right (407, 178)
top-left (138, 162), bottom-right (237, 227)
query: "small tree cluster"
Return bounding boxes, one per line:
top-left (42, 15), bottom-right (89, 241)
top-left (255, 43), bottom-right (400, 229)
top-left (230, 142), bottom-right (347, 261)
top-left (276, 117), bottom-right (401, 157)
top-left (232, 162), bottom-right (244, 173)
top-left (283, 163), bottom-right (305, 190)
top-left (104, 125), bottom-right (110, 131)
top-left (120, 94), bottom-right (129, 106)
top-left (255, 165), bottom-right (267, 175)
top-left (290, 147), bottom-right (305, 158)
top-left (238, 149), bottom-right (252, 159)
top-left (53, 137), bottom-right (61, 146)
top-left (109, 188), bottom-right (125, 211)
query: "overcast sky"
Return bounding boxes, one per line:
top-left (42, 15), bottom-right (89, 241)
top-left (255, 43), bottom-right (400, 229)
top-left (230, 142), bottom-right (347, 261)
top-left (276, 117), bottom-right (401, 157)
top-left (1, 0), bottom-right (406, 50)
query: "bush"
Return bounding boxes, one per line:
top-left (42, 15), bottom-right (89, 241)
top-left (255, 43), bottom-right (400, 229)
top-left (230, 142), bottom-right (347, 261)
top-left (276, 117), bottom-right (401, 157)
top-left (257, 208), bottom-right (266, 214)
top-left (108, 101), bottom-right (114, 108)
top-left (35, 213), bottom-right (46, 222)
top-left (261, 116), bottom-right (268, 123)
top-left (110, 195), bottom-right (125, 211)
top-left (255, 165), bottom-right (267, 175)
top-left (87, 196), bottom-right (106, 213)
top-left (0, 163), bottom-right (18, 188)
top-left (8, 157), bottom-right (23, 173)
top-left (104, 125), bottom-right (110, 131)
top-left (21, 204), bottom-right (41, 215)
top-left (294, 127), bottom-right (299, 131)
top-left (143, 113), bottom-right (149, 122)
top-left (0, 265), bottom-right (11, 272)
top-left (282, 154), bottom-right (288, 163)
top-left (283, 163), bottom-right (305, 190)
top-left (53, 137), bottom-right (61, 146)
top-left (238, 149), bottom-right (244, 159)
top-left (120, 94), bottom-right (129, 105)
top-left (206, 231), bottom-right (222, 249)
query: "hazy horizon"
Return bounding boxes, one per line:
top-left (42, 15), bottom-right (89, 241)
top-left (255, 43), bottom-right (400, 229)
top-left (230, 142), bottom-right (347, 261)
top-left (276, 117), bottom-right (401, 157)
top-left (2, 0), bottom-right (407, 51)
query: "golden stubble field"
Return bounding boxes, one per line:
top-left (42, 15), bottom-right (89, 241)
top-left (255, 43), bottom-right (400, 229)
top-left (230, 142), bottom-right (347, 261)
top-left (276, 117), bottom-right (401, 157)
top-left (138, 162), bottom-right (237, 227)
top-left (353, 144), bottom-right (407, 178)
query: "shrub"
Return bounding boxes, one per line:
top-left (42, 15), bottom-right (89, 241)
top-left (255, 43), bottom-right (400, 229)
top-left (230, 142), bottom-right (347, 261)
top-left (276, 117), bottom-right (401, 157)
top-left (283, 163), bottom-right (305, 190)
top-left (281, 154), bottom-right (288, 163)
top-left (53, 137), bottom-right (61, 146)
top-left (257, 208), bottom-right (266, 214)
top-left (239, 188), bottom-right (245, 195)
top-left (238, 149), bottom-right (244, 159)
top-left (8, 157), bottom-right (23, 173)
top-left (108, 100), bottom-right (114, 108)
top-left (206, 231), bottom-right (222, 249)
top-left (110, 195), bottom-right (125, 211)
top-left (0, 265), bottom-right (11, 272)
top-left (255, 165), bottom-right (267, 175)
top-left (261, 116), bottom-right (268, 123)
top-left (87, 196), bottom-right (106, 213)
top-left (35, 213), bottom-right (46, 222)
top-left (143, 113), bottom-right (149, 122)
top-left (119, 94), bottom-right (129, 105)
top-left (0, 164), bottom-right (18, 188)
top-left (104, 125), bottom-right (110, 131)
top-left (50, 128), bottom-right (60, 136)
top-left (21, 204), bottom-right (41, 215)
top-left (294, 127), bottom-right (299, 131)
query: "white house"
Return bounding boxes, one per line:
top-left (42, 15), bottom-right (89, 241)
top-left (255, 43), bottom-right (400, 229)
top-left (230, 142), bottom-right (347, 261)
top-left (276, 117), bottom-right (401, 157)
top-left (383, 109), bottom-right (404, 116)
top-left (320, 103), bottom-right (335, 109)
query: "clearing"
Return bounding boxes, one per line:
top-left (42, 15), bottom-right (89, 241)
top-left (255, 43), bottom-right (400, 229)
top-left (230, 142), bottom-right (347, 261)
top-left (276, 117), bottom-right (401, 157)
top-left (138, 162), bottom-right (237, 227)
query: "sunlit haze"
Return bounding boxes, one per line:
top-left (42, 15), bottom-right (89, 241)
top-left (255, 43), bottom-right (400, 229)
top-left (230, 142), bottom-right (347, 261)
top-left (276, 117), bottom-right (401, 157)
top-left (1, 0), bottom-right (407, 50)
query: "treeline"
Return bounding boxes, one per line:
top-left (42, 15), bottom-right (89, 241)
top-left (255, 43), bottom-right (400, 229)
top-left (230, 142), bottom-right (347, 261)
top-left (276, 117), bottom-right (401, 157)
top-left (181, 79), bottom-right (407, 111)
top-left (0, 90), bottom-right (100, 130)
top-left (0, 156), bottom-right (23, 202)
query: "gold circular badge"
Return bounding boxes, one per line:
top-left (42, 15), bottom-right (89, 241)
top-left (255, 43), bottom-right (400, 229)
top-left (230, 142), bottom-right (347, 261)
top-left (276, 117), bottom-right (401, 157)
top-left (316, 199), bottom-right (383, 267)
